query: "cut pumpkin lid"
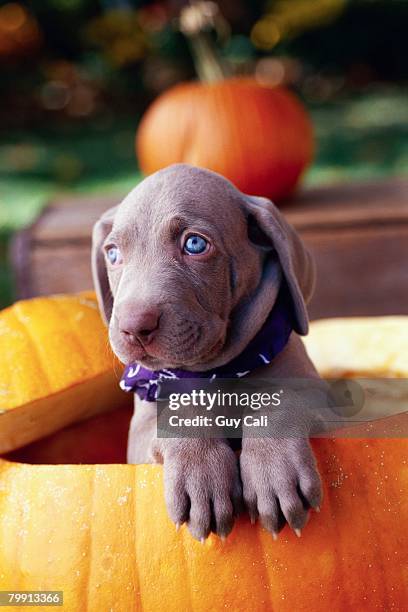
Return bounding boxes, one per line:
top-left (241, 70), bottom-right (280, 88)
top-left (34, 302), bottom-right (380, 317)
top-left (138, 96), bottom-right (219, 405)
top-left (0, 292), bottom-right (129, 455)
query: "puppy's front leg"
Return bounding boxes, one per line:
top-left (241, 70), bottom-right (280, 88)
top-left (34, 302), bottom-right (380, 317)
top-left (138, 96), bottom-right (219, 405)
top-left (240, 394), bottom-right (323, 537)
top-left (127, 396), bottom-right (158, 464)
top-left (240, 435), bottom-right (321, 537)
top-left (151, 437), bottom-right (243, 541)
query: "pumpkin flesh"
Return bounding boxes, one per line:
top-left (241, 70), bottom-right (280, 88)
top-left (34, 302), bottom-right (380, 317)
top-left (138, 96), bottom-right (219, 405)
top-left (0, 433), bottom-right (406, 612)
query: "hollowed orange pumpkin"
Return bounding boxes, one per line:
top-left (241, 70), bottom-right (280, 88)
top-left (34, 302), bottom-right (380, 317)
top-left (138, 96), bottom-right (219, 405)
top-left (0, 418), bottom-right (406, 611)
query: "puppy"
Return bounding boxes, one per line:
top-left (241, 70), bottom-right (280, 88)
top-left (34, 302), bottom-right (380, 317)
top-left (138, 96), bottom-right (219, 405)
top-left (92, 163), bottom-right (323, 541)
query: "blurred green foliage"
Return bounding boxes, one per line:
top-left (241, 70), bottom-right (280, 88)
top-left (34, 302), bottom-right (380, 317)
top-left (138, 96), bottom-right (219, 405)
top-left (307, 90), bottom-right (408, 184)
top-left (0, 117), bottom-right (141, 230)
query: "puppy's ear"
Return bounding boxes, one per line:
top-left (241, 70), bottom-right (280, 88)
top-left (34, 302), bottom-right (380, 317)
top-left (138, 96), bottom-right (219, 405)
top-left (243, 195), bottom-right (315, 335)
top-left (91, 205), bottom-right (118, 325)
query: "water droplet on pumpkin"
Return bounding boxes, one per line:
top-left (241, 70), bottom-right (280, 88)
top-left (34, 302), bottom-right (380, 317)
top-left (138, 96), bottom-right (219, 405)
top-left (102, 556), bottom-right (113, 570)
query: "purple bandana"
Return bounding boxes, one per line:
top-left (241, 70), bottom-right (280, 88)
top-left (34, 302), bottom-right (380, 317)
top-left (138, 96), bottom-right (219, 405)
top-left (120, 290), bottom-right (293, 402)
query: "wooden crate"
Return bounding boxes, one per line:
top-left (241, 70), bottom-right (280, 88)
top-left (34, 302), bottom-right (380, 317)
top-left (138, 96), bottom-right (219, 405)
top-left (11, 178), bottom-right (408, 320)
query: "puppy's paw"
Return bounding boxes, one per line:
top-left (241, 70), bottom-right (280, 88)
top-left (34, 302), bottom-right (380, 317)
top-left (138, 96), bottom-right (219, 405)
top-left (152, 439), bottom-right (243, 541)
top-left (240, 437), bottom-right (322, 537)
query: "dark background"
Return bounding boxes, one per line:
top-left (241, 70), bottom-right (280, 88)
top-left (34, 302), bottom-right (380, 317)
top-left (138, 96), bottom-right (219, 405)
top-left (1, 0), bottom-right (407, 306)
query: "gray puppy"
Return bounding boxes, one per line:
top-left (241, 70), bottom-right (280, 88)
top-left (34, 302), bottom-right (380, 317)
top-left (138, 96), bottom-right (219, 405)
top-left (92, 163), bottom-right (323, 541)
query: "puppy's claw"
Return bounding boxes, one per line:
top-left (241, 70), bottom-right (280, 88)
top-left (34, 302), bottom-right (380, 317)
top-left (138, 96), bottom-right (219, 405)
top-left (250, 514), bottom-right (256, 525)
top-left (272, 531), bottom-right (278, 541)
top-left (220, 535), bottom-right (227, 543)
top-left (200, 537), bottom-right (205, 544)
top-left (315, 506), bottom-right (321, 513)
top-left (294, 528), bottom-right (302, 538)
top-left (175, 522), bottom-right (181, 532)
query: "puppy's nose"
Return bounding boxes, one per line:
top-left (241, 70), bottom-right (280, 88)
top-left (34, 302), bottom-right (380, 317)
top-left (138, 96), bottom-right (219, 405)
top-left (119, 308), bottom-right (161, 345)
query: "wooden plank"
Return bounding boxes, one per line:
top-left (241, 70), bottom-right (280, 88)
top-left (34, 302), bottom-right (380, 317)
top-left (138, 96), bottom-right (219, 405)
top-left (26, 177), bottom-right (408, 243)
top-left (31, 194), bottom-right (120, 242)
top-left (306, 225), bottom-right (408, 319)
top-left (9, 177), bottom-right (408, 319)
top-left (283, 178), bottom-right (408, 230)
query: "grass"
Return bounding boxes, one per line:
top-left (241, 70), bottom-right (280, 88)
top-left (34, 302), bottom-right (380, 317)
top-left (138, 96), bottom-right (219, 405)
top-left (1, 88), bottom-right (407, 308)
top-left (306, 89), bottom-right (408, 185)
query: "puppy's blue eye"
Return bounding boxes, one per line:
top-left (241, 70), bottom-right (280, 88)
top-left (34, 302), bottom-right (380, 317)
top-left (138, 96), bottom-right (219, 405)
top-left (106, 246), bottom-right (121, 265)
top-left (183, 235), bottom-right (208, 255)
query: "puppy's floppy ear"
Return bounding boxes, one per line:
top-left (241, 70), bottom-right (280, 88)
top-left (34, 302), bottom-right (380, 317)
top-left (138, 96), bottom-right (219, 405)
top-left (91, 205), bottom-right (118, 325)
top-left (243, 195), bottom-right (315, 335)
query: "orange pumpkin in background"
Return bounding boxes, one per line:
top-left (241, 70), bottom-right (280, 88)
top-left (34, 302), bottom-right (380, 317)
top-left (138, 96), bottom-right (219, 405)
top-left (136, 77), bottom-right (314, 202)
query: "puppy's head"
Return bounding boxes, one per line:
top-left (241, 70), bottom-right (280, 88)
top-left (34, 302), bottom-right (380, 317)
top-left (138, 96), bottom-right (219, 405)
top-left (92, 164), bottom-right (314, 370)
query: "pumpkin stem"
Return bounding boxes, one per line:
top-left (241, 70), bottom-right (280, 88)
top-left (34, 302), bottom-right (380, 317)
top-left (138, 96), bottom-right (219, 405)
top-left (179, 1), bottom-right (231, 82)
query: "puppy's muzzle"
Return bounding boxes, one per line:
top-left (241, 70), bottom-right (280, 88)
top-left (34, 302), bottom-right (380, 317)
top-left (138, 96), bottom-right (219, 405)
top-left (118, 304), bottom-right (161, 346)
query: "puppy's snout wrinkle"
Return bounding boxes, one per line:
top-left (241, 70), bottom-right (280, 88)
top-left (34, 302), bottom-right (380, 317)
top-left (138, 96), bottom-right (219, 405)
top-left (118, 305), bottom-right (161, 346)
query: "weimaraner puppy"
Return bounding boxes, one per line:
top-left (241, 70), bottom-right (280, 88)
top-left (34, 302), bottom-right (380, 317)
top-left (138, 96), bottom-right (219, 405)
top-left (92, 163), bottom-right (323, 541)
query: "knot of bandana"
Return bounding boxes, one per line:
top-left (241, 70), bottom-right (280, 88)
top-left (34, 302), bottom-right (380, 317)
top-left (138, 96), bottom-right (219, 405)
top-left (120, 290), bottom-right (293, 402)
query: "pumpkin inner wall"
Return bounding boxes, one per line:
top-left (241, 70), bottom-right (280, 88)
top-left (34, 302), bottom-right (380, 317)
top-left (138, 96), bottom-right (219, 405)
top-left (5, 406), bottom-right (133, 465)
